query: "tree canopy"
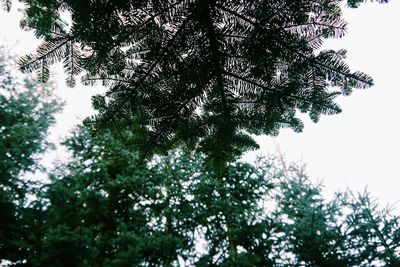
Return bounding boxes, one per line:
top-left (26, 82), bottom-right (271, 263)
top-left (3, 125), bottom-right (400, 266)
top-left (5, 0), bottom-right (383, 166)
top-left (0, 46), bottom-right (62, 264)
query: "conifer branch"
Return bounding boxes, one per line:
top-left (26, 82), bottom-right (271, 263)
top-left (19, 38), bottom-right (69, 71)
top-left (217, 4), bottom-right (373, 88)
top-left (82, 76), bottom-right (136, 86)
top-left (204, 3), bottom-right (229, 118)
top-left (94, 14), bottom-right (193, 134)
top-left (20, 24), bottom-right (67, 38)
top-left (131, 0), bottom-right (189, 30)
top-left (355, 193), bottom-right (397, 262)
top-left (224, 71), bottom-right (341, 113)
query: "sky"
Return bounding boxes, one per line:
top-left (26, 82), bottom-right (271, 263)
top-left (1, 1), bottom-right (400, 207)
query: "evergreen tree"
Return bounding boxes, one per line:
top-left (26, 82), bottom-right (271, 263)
top-left (8, 0), bottom-right (385, 166)
top-left (15, 126), bottom-right (400, 266)
top-left (32, 127), bottom-right (198, 266)
top-left (32, 127), bottom-right (272, 266)
top-left (272, 163), bottom-right (400, 267)
top-left (0, 47), bottom-right (62, 265)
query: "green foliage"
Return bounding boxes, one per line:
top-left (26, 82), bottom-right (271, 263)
top-left (17, 0), bottom-right (381, 166)
top-left (0, 47), bottom-right (62, 264)
top-left (27, 127), bottom-right (198, 266)
top-left (6, 126), bottom-right (399, 266)
top-left (272, 165), bottom-right (400, 267)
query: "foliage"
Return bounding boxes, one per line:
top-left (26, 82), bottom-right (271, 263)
top-left (24, 127), bottom-right (197, 266)
top-left (29, 127), bottom-right (273, 266)
top-left (4, 126), bottom-right (399, 266)
top-left (1, 2), bottom-right (397, 266)
top-left (13, 0), bottom-right (384, 167)
top-left (0, 47), bottom-right (62, 264)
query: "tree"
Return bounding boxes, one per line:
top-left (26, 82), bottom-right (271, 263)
top-left (11, 0), bottom-right (384, 168)
top-left (33, 126), bottom-right (272, 266)
top-left (0, 46), bottom-right (62, 265)
top-left (29, 127), bottom-right (197, 266)
top-left (13, 125), bottom-right (400, 266)
top-left (21, 126), bottom-right (277, 266)
top-left (272, 164), bottom-right (400, 267)
top-left (1, 2), bottom-right (398, 266)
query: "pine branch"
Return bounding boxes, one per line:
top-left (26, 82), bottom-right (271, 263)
top-left (93, 13), bottom-right (193, 134)
top-left (20, 23), bottom-right (67, 38)
top-left (82, 76), bottom-right (136, 86)
top-left (224, 71), bottom-right (341, 113)
top-left (355, 193), bottom-right (397, 263)
top-left (217, 4), bottom-right (373, 88)
top-left (19, 37), bottom-right (69, 76)
top-left (137, 94), bottom-right (205, 160)
top-left (203, 2), bottom-right (229, 119)
top-left (129, 0), bottom-right (189, 30)
top-left (64, 41), bottom-right (82, 87)
top-left (283, 22), bottom-right (345, 31)
top-left (216, 3), bottom-right (256, 29)
top-left (222, 34), bottom-right (247, 39)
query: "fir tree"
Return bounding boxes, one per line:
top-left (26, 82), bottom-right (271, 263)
top-left (0, 46), bottom-right (62, 265)
top-left (9, 0), bottom-right (385, 167)
top-left (13, 126), bottom-right (400, 266)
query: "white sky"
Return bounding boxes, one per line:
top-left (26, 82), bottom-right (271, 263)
top-left (1, 1), bottom-right (399, 206)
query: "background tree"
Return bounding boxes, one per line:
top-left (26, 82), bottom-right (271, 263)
top-left (28, 127), bottom-right (198, 266)
top-left (272, 162), bottom-right (400, 267)
top-left (10, 125), bottom-right (399, 266)
top-left (11, 0), bottom-right (383, 169)
top-left (0, 46), bottom-right (62, 265)
top-left (31, 127), bottom-right (273, 266)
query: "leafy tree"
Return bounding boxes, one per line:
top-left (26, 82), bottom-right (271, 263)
top-left (0, 47), bottom-right (62, 265)
top-left (9, 0), bottom-right (385, 167)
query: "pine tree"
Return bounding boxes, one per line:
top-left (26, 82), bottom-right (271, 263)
top-left (0, 46), bottom-right (62, 265)
top-left (34, 127), bottom-right (198, 266)
top-left (12, 0), bottom-right (387, 168)
top-left (17, 126), bottom-right (400, 266)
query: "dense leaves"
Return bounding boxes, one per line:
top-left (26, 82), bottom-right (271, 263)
top-left (0, 47), bottom-right (62, 264)
top-left (15, 0), bottom-right (381, 166)
top-left (3, 125), bottom-right (400, 266)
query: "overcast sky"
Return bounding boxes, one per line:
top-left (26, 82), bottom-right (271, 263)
top-left (1, 1), bottom-right (400, 207)
top-left (250, 1), bottom-right (400, 206)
